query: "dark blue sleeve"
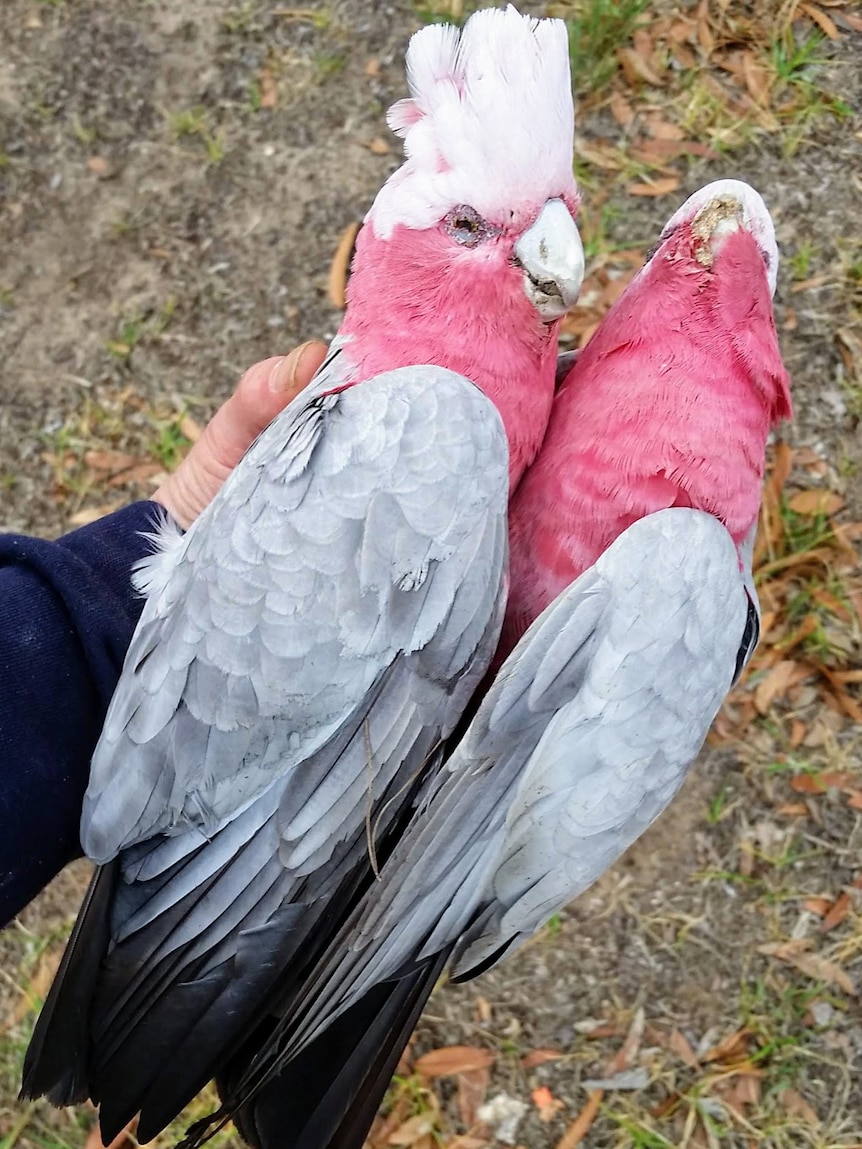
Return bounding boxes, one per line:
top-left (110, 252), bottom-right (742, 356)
top-left (0, 502), bottom-right (161, 925)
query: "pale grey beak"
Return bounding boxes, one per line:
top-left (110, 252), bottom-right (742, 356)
top-left (514, 198), bottom-right (585, 322)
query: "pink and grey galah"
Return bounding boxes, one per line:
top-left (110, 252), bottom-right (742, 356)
top-left (21, 7), bottom-right (584, 1149)
top-left (218, 179), bottom-right (792, 1148)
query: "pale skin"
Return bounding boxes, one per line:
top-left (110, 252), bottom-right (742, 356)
top-left (153, 340), bottom-right (328, 530)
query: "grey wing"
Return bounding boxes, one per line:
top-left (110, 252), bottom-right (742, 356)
top-left (82, 352), bottom-right (509, 867)
top-left (452, 507), bottom-right (753, 975)
top-left (284, 507), bottom-right (754, 1051)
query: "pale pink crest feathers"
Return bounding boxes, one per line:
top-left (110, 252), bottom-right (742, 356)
top-left (369, 5), bottom-right (576, 237)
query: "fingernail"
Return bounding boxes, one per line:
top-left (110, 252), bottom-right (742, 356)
top-left (269, 342), bottom-right (315, 393)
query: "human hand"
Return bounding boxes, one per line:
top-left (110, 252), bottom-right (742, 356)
top-left (153, 341), bottom-right (328, 529)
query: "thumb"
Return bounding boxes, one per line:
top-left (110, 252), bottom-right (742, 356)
top-left (152, 340), bottom-right (327, 529)
top-left (215, 341), bottom-right (328, 464)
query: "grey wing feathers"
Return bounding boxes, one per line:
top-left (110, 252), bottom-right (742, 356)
top-left (452, 507), bottom-right (752, 974)
top-left (82, 359), bottom-right (509, 866)
top-left (286, 507), bottom-right (754, 1048)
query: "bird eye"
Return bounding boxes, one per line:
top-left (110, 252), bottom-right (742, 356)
top-left (445, 205), bottom-right (489, 248)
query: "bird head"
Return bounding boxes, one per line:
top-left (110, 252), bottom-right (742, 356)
top-left (341, 6), bottom-right (584, 356)
top-left (637, 178), bottom-right (792, 422)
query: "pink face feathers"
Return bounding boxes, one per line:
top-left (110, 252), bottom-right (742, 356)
top-left (505, 180), bottom-right (791, 645)
top-left (338, 6), bottom-right (584, 490)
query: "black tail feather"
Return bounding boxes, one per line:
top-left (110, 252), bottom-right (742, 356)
top-left (218, 951), bottom-right (449, 1149)
top-left (20, 863), bottom-right (116, 1105)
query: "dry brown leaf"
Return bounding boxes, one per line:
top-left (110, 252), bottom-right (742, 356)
top-left (68, 502), bottom-right (123, 526)
top-left (179, 414), bottom-right (204, 443)
top-left (741, 51), bottom-right (772, 105)
top-left (365, 57), bottom-right (381, 77)
top-left (365, 137), bottom-right (391, 155)
top-left (521, 1049), bottom-right (564, 1069)
top-left (761, 941), bottom-right (855, 994)
top-left (609, 92), bottom-right (635, 126)
top-left (799, 2), bottom-right (840, 38)
top-left (790, 274), bottom-right (831, 292)
top-left (627, 177), bottom-right (680, 197)
top-left (715, 1072), bottom-right (761, 1116)
top-left (645, 117), bottom-right (684, 141)
top-left (775, 614), bottom-right (820, 655)
top-left (532, 1086), bottom-right (564, 1123)
top-left (474, 995), bottom-right (492, 1024)
top-left (847, 792), bottom-right (862, 811)
top-left (457, 1066), bottom-right (490, 1128)
top-left (87, 155), bottom-right (111, 177)
top-left (671, 42), bottom-right (697, 68)
top-left (84, 449), bottom-right (140, 473)
top-left (809, 588), bottom-right (852, 621)
top-left (787, 489), bottom-right (844, 516)
top-left (327, 221), bottom-right (360, 310)
top-left (820, 890), bottom-right (851, 932)
top-left (669, 19), bottom-right (694, 43)
top-left (702, 1026), bottom-right (751, 1064)
top-left (372, 1097), bottom-right (411, 1146)
top-left (387, 1115), bottom-right (435, 1146)
top-left (803, 897), bottom-right (832, 916)
top-left (789, 952), bottom-right (856, 995)
top-left (759, 939), bottom-right (814, 960)
top-left (554, 1091), bottom-right (602, 1149)
top-left (574, 139), bottom-right (623, 171)
top-left (668, 1028), bottom-right (700, 1069)
top-left (696, 0), bottom-right (715, 54)
top-left (790, 719), bottom-right (807, 748)
top-left (414, 1046), bottom-right (495, 1078)
top-left (790, 773), bottom-right (828, 794)
top-left (818, 767), bottom-right (862, 795)
top-left (618, 47), bottom-right (664, 86)
top-left (780, 1087), bottom-right (821, 1127)
top-left (3, 950), bottom-right (61, 1032)
top-left (632, 28), bottom-right (655, 62)
top-left (754, 659), bottom-right (798, 713)
top-left (257, 66), bottom-right (277, 108)
top-left (776, 801), bottom-right (809, 817)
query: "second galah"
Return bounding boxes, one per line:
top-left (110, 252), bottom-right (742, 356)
top-left (240, 180), bottom-right (792, 1141)
top-left (21, 7), bottom-right (584, 1148)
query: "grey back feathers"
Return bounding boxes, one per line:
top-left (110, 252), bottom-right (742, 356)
top-left (279, 508), bottom-right (755, 1053)
top-left (83, 354), bottom-right (509, 868)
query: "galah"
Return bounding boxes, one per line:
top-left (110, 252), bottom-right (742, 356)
top-left (21, 7), bottom-right (584, 1146)
top-left (221, 180), bottom-right (792, 1145)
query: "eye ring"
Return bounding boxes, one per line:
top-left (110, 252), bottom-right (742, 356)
top-left (444, 204), bottom-right (491, 248)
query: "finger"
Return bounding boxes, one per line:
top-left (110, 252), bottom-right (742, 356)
top-left (152, 342), bottom-right (326, 528)
top-left (201, 342), bottom-right (328, 476)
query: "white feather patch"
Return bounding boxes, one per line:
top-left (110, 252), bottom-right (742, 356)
top-left (132, 506), bottom-right (186, 599)
top-left (370, 5), bottom-right (576, 237)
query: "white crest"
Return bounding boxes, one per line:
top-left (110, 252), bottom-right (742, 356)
top-left (660, 179), bottom-right (779, 297)
top-left (369, 5), bottom-right (576, 238)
